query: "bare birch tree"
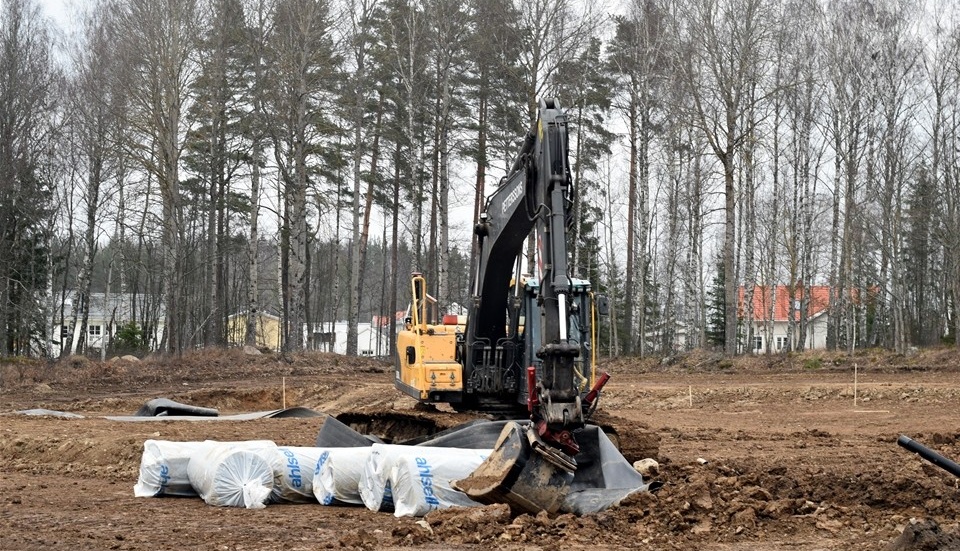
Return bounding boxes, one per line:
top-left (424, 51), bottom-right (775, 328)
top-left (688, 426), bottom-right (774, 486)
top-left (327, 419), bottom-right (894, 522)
top-left (241, 0), bottom-right (275, 347)
top-left (927, 7), bottom-right (960, 347)
top-left (117, 0), bottom-right (199, 354)
top-left (64, 4), bottom-right (124, 356)
top-left (865, 0), bottom-right (922, 353)
top-left (675, 0), bottom-right (772, 355)
top-left (341, 0), bottom-right (380, 356)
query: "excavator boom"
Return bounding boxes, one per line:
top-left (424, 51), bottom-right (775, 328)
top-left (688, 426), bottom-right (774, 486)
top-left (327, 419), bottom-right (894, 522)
top-left (466, 100), bottom-right (586, 431)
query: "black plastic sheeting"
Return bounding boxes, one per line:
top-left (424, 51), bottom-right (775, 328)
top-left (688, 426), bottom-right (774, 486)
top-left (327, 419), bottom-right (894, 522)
top-left (315, 418), bottom-right (648, 514)
top-left (261, 407), bottom-right (325, 419)
top-left (135, 398), bottom-right (219, 417)
top-left (314, 415), bottom-right (381, 447)
top-left (132, 399), bottom-right (325, 419)
top-left (395, 419), bottom-right (494, 447)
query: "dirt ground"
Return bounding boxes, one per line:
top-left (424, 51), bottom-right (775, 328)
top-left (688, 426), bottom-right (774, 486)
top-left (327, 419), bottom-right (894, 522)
top-left (2, 348), bottom-right (960, 550)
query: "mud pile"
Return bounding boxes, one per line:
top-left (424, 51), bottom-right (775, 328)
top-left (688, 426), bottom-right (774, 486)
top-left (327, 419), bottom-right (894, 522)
top-left (885, 518), bottom-right (960, 551)
top-left (379, 455), bottom-right (960, 549)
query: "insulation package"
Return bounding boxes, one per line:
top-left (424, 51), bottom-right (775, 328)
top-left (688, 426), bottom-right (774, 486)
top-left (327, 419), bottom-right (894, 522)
top-left (359, 443), bottom-right (490, 516)
top-left (270, 446), bottom-right (325, 503)
top-left (134, 440), bottom-right (215, 497)
top-left (187, 442), bottom-right (279, 509)
top-left (312, 447), bottom-right (374, 505)
top-left (388, 448), bottom-right (490, 517)
top-left (359, 444), bottom-right (397, 512)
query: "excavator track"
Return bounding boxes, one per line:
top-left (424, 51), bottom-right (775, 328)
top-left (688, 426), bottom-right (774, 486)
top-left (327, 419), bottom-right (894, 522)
top-left (334, 408), bottom-right (484, 444)
top-left (334, 407), bottom-right (660, 462)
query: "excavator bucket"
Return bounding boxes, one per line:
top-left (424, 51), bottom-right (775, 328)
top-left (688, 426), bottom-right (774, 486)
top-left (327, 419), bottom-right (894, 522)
top-left (453, 421), bottom-right (575, 515)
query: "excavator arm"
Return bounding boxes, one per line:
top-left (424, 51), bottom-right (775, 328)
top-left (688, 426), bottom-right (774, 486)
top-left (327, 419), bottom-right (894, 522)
top-left (464, 99), bottom-right (611, 473)
top-left (467, 99), bottom-right (584, 434)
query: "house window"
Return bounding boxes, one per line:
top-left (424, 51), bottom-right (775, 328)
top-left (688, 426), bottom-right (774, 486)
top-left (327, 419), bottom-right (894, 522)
top-left (776, 336), bottom-right (789, 351)
top-left (61, 325), bottom-right (69, 338)
top-left (753, 336), bottom-right (762, 352)
top-left (88, 325), bottom-right (102, 337)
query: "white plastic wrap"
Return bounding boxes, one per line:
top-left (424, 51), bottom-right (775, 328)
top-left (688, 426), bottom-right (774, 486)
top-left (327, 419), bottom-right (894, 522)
top-left (359, 444), bottom-right (396, 511)
top-left (134, 440), bottom-right (212, 497)
top-left (313, 447), bottom-right (374, 505)
top-left (359, 444), bottom-right (491, 515)
top-left (270, 446), bottom-right (325, 503)
top-left (388, 448), bottom-right (490, 517)
top-left (187, 442), bottom-right (279, 509)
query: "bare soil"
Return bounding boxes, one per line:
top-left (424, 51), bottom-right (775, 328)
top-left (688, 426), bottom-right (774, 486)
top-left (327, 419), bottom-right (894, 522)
top-left (2, 348), bottom-right (960, 550)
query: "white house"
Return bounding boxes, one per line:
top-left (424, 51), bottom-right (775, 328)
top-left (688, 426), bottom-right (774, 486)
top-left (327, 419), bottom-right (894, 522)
top-left (740, 285), bottom-right (830, 353)
top-left (50, 293), bottom-right (164, 357)
top-left (305, 320), bottom-right (391, 356)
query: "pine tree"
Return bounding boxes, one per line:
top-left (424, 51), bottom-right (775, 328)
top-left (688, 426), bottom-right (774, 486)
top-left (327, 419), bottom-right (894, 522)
top-left (705, 254), bottom-right (726, 348)
top-left (182, 0), bottom-right (251, 347)
top-left (0, 0), bottom-right (57, 356)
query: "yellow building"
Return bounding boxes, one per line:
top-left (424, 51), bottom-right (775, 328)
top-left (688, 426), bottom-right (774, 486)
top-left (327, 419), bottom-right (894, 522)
top-left (227, 312), bottom-right (282, 351)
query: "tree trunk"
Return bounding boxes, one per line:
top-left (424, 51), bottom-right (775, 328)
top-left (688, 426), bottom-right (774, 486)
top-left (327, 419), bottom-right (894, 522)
top-left (347, 77), bottom-right (364, 356)
top-left (246, 139), bottom-right (261, 348)
top-left (723, 147), bottom-right (737, 355)
top-left (623, 88), bottom-right (638, 356)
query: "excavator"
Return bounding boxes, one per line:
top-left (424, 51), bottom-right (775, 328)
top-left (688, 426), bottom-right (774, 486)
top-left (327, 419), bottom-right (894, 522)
top-left (393, 99), bottom-right (634, 513)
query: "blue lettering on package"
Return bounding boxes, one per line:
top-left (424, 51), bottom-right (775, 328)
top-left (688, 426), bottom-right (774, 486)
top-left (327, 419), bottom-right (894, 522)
top-left (315, 451), bottom-right (334, 503)
top-left (315, 450), bottom-right (329, 475)
top-left (158, 463), bottom-right (171, 493)
top-left (415, 457), bottom-right (441, 507)
top-left (281, 448), bottom-right (302, 488)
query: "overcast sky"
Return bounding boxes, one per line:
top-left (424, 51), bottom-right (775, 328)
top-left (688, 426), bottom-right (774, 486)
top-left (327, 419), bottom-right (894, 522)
top-left (38, 0), bottom-right (75, 33)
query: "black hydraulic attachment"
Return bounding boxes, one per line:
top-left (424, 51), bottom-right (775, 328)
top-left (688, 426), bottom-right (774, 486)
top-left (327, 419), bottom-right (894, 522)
top-left (897, 434), bottom-right (960, 478)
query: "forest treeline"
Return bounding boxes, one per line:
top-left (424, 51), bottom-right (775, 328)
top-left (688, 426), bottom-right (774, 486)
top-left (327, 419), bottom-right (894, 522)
top-left (1, 0), bottom-right (959, 358)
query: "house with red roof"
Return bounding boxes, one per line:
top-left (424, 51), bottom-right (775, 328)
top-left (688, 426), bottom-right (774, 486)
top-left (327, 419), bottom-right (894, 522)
top-left (739, 285), bottom-right (831, 352)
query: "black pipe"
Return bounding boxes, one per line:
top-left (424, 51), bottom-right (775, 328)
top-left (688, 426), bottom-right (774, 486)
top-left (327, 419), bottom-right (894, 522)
top-left (897, 435), bottom-right (960, 478)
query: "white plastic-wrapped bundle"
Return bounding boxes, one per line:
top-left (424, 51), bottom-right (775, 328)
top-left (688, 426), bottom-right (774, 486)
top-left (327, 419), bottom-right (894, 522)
top-left (389, 448), bottom-right (490, 517)
top-left (134, 440), bottom-right (216, 497)
top-left (313, 447), bottom-right (374, 505)
top-left (359, 444), bottom-right (491, 515)
top-left (270, 446), bottom-right (325, 503)
top-left (187, 442), bottom-right (279, 509)
top-left (133, 440), bottom-right (275, 498)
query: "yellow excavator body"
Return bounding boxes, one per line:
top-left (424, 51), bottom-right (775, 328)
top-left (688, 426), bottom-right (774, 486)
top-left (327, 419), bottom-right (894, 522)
top-left (395, 321), bottom-right (463, 401)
